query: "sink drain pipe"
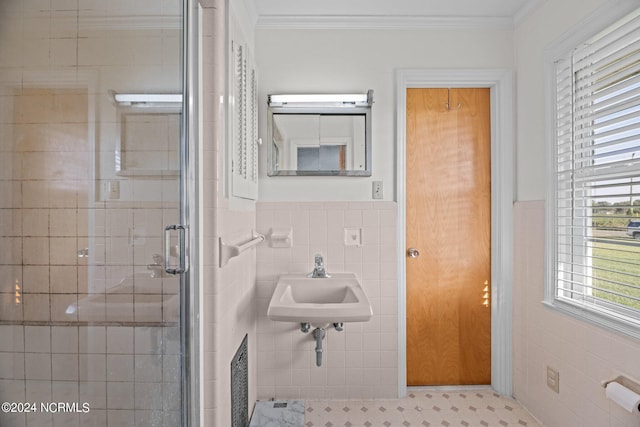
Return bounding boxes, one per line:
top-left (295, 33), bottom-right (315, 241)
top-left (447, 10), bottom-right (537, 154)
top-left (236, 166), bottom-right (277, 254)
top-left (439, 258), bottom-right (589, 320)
top-left (312, 327), bottom-right (326, 367)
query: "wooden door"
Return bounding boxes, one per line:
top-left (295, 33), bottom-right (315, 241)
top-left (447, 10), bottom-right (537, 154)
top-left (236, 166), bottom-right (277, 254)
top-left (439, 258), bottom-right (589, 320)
top-left (406, 88), bottom-right (491, 386)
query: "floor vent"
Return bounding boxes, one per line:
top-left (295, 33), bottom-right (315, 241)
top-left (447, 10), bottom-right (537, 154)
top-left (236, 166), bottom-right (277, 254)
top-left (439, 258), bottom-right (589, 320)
top-left (231, 334), bottom-right (249, 427)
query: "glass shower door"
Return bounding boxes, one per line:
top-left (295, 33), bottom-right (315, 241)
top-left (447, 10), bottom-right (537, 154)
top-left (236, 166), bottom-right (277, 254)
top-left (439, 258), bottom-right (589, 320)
top-left (0, 1), bottom-right (188, 426)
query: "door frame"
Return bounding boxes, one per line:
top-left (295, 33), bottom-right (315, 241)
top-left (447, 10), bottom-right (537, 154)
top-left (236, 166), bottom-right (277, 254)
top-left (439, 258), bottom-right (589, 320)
top-left (396, 69), bottom-right (514, 397)
top-left (184, 0), bottom-right (200, 426)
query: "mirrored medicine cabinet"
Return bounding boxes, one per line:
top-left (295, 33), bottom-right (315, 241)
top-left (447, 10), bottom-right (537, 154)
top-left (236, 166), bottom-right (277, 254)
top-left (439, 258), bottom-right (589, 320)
top-left (111, 92), bottom-right (182, 177)
top-left (267, 90), bottom-right (373, 176)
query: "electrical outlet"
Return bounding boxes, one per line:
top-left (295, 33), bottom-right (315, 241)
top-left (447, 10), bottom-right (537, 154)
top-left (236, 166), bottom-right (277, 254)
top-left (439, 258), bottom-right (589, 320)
top-left (372, 181), bottom-right (383, 199)
top-left (546, 366), bottom-right (559, 393)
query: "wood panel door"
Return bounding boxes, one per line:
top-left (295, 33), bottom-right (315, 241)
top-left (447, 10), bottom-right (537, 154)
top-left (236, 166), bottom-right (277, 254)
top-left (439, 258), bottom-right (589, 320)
top-left (406, 88), bottom-right (491, 386)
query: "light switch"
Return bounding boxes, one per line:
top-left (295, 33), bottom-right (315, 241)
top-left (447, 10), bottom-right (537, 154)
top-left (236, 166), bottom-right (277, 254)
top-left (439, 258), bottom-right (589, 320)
top-left (372, 181), bottom-right (383, 199)
top-left (108, 181), bottom-right (120, 200)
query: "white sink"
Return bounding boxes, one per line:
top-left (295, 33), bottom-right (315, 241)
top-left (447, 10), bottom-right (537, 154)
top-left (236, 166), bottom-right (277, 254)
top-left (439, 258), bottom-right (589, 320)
top-left (267, 273), bottom-right (373, 324)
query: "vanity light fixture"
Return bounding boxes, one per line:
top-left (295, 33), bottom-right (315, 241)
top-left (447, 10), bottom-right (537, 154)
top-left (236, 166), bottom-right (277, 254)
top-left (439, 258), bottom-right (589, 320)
top-left (113, 92), bottom-right (182, 107)
top-left (268, 90), bottom-right (373, 107)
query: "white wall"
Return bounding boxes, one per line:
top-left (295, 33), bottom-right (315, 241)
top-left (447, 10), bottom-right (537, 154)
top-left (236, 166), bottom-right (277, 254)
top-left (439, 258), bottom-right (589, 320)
top-left (513, 1), bottom-right (640, 426)
top-left (200, 0), bottom-right (258, 425)
top-left (514, 0), bottom-right (616, 201)
top-left (255, 28), bottom-right (514, 201)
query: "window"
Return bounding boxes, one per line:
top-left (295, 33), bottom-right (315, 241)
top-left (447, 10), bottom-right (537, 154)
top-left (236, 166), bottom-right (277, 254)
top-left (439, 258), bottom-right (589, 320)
top-left (547, 7), bottom-right (640, 337)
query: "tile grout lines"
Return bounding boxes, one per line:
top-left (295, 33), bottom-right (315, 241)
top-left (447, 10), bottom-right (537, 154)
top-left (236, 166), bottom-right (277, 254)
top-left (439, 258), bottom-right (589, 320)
top-left (303, 390), bottom-right (540, 427)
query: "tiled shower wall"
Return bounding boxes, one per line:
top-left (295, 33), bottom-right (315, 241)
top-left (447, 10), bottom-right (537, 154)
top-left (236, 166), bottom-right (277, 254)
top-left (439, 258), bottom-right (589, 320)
top-left (0, 324), bottom-right (181, 426)
top-left (0, 0), bottom-right (182, 322)
top-left (255, 201), bottom-right (398, 399)
top-left (0, 88), bottom-right (90, 322)
top-left (0, 2), bottom-right (183, 427)
top-left (0, 88), bottom-right (180, 324)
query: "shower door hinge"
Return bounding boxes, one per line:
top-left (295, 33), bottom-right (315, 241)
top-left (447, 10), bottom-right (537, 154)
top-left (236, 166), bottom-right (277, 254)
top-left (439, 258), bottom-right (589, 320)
top-left (165, 224), bottom-right (188, 274)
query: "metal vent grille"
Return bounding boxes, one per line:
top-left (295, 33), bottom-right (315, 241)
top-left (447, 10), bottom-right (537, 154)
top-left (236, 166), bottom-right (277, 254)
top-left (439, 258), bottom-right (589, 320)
top-left (231, 334), bottom-right (248, 427)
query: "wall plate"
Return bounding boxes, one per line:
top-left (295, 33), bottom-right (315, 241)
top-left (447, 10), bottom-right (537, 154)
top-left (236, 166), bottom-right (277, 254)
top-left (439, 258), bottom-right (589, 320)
top-left (344, 228), bottom-right (362, 246)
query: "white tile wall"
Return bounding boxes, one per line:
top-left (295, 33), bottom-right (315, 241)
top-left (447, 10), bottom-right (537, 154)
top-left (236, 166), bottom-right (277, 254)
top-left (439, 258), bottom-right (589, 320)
top-left (0, 87), bottom-right (181, 324)
top-left (0, 1), bottom-right (182, 324)
top-left (513, 201), bottom-right (640, 427)
top-left (0, 325), bottom-right (180, 427)
top-left (255, 201), bottom-right (398, 400)
top-left (199, 2), bottom-right (263, 426)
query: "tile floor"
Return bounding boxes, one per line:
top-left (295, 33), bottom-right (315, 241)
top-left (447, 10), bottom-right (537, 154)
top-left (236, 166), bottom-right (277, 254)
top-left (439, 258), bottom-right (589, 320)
top-left (304, 389), bottom-right (542, 426)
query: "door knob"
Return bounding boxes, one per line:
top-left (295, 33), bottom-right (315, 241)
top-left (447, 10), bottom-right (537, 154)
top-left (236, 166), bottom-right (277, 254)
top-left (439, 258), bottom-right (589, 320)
top-left (407, 248), bottom-right (420, 258)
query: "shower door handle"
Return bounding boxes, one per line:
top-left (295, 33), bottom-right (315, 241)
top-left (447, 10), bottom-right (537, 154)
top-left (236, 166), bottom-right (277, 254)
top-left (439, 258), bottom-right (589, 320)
top-left (165, 224), bottom-right (188, 274)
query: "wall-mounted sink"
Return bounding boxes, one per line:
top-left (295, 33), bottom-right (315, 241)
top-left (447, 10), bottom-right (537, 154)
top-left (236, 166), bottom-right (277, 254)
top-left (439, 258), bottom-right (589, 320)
top-left (267, 273), bottom-right (373, 324)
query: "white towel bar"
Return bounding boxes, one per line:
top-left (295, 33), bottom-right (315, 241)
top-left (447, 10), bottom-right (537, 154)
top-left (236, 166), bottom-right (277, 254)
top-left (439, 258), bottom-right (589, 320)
top-left (219, 231), bottom-right (265, 267)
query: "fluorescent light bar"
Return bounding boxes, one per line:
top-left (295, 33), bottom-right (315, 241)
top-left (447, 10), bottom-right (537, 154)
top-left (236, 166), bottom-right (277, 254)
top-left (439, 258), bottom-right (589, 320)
top-left (114, 93), bottom-right (182, 105)
top-left (269, 93), bottom-right (368, 104)
top-left (268, 90), bottom-right (373, 107)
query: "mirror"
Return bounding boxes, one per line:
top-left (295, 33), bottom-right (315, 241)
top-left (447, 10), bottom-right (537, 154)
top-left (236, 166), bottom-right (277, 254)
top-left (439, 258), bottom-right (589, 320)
top-left (112, 93), bottom-right (182, 177)
top-left (267, 92), bottom-right (372, 176)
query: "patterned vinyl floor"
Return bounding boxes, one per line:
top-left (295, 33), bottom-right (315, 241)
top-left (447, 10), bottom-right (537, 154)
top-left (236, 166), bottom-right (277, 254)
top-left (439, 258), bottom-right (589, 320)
top-left (304, 389), bottom-right (542, 427)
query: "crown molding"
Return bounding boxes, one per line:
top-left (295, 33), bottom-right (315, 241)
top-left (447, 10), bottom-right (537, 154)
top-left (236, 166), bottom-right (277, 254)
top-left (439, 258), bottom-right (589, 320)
top-left (243, 0), bottom-right (259, 27)
top-left (255, 14), bottom-right (516, 30)
top-left (513, 0), bottom-right (546, 27)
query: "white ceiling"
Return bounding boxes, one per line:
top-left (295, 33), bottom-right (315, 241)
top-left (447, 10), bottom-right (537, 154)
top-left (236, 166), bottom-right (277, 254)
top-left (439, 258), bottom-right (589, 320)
top-left (247, 0), bottom-right (546, 29)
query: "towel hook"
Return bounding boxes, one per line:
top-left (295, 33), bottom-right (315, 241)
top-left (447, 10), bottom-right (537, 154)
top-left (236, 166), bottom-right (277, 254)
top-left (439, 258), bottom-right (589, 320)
top-left (445, 88), bottom-right (461, 111)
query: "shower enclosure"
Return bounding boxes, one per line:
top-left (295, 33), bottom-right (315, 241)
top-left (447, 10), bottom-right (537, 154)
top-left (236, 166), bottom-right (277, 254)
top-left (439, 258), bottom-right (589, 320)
top-left (0, 1), bottom-right (194, 426)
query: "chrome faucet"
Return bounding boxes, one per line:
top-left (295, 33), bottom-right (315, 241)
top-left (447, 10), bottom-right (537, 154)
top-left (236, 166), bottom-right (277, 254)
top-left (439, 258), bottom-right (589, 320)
top-left (307, 254), bottom-right (330, 278)
top-left (146, 254), bottom-right (164, 278)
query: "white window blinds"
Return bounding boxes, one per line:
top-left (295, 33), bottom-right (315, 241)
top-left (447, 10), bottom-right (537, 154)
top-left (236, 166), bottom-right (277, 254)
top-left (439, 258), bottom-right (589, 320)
top-left (553, 8), bottom-right (640, 327)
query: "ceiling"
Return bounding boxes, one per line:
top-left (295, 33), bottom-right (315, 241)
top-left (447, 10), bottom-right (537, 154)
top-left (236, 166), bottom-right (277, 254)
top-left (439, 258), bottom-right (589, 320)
top-left (247, 0), bottom-right (546, 29)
